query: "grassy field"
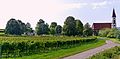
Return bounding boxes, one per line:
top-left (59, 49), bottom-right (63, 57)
top-left (5, 39), bottom-right (105, 59)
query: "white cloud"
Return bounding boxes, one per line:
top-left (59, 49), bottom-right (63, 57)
top-left (62, 3), bottom-right (88, 9)
top-left (91, 1), bottom-right (111, 9)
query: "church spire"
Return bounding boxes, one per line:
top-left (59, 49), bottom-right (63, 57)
top-left (112, 8), bottom-right (116, 17)
top-left (112, 8), bottom-right (116, 28)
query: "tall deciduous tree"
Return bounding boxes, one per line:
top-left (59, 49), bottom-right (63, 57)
top-left (5, 18), bottom-right (22, 35)
top-left (25, 22), bottom-right (33, 34)
top-left (35, 19), bottom-right (49, 35)
top-left (75, 20), bottom-right (83, 36)
top-left (55, 25), bottom-right (62, 35)
top-left (63, 16), bottom-right (76, 36)
top-left (83, 23), bottom-right (93, 36)
top-left (50, 22), bottom-right (57, 35)
top-left (18, 20), bottom-right (26, 34)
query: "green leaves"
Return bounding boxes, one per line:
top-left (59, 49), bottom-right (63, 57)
top-left (5, 18), bottom-right (22, 35)
top-left (83, 23), bottom-right (93, 37)
top-left (0, 36), bottom-right (97, 58)
top-left (63, 16), bottom-right (84, 36)
top-left (99, 28), bottom-right (120, 38)
top-left (35, 19), bottom-right (49, 35)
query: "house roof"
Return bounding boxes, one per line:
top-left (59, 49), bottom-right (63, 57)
top-left (92, 23), bottom-right (112, 30)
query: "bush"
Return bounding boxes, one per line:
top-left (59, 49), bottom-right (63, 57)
top-left (117, 35), bottom-right (120, 39)
top-left (99, 28), bottom-right (111, 37)
top-left (99, 28), bottom-right (120, 38)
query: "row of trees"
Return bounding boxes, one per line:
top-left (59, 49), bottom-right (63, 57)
top-left (5, 16), bottom-right (93, 36)
top-left (5, 18), bottom-right (33, 35)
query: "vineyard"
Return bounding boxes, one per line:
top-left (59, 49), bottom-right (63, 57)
top-left (0, 36), bottom-right (97, 58)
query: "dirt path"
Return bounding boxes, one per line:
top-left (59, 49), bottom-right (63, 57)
top-left (63, 40), bottom-right (120, 59)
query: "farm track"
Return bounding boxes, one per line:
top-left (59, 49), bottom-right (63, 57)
top-left (63, 40), bottom-right (120, 59)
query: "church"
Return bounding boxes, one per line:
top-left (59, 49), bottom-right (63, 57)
top-left (92, 9), bottom-right (117, 35)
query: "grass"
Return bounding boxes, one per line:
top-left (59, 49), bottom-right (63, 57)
top-left (6, 39), bottom-right (105, 59)
top-left (89, 46), bottom-right (120, 59)
top-left (88, 37), bottom-right (120, 59)
top-left (110, 38), bottom-right (120, 44)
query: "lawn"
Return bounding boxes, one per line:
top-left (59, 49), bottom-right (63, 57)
top-left (7, 39), bottom-right (105, 59)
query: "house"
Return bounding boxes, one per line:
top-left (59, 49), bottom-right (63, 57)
top-left (92, 9), bottom-right (117, 35)
top-left (92, 23), bottom-right (112, 31)
top-left (92, 23), bottom-right (112, 35)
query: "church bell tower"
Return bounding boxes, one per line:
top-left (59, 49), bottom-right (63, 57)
top-left (112, 8), bottom-right (116, 28)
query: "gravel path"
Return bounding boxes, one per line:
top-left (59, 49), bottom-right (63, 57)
top-left (63, 40), bottom-right (120, 59)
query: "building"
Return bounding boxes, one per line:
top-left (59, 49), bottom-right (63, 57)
top-left (92, 9), bottom-right (117, 35)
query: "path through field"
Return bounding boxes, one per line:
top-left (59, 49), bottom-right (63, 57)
top-left (63, 40), bottom-right (120, 59)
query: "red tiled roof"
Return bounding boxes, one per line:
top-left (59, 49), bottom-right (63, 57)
top-left (92, 23), bottom-right (112, 30)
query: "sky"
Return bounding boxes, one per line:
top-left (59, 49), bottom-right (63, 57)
top-left (0, 0), bottom-right (120, 29)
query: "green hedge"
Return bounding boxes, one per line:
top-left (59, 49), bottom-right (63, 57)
top-left (0, 36), bottom-right (97, 58)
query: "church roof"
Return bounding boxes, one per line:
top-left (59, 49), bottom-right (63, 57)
top-left (112, 9), bottom-right (116, 17)
top-left (92, 23), bottom-right (112, 30)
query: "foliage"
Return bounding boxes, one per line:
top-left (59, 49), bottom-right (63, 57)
top-left (99, 28), bottom-right (120, 38)
top-left (50, 22), bottom-right (57, 35)
top-left (99, 28), bottom-right (111, 37)
top-left (89, 46), bottom-right (120, 59)
top-left (17, 20), bottom-right (27, 34)
top-left (75, 20), bottom-right (83, 36)
top-left (5, 18), bottom-right (23, 35)
top-left (24, 22), bottom-right (34, 35)
top-left (5, 19), bottom-right (34, 35)
top-left (55, 25), bottom-right (62, 35)
top-left (63, 16), bottom-right (84, 36)
top-left (35, 19), bottom-right (49, 35)
top-left (0, 36), bottom-right (97, 58)
top-left (12, 39), bottom-right (105, 59)
top-left (83, 23), bottom-right (93, 36)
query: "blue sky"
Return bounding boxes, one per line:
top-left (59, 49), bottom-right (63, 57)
top-left (0, 0), bottom-right (120, 29)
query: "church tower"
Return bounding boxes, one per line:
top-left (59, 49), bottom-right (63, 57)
top-left (112, 8), bottom-right (116, 28)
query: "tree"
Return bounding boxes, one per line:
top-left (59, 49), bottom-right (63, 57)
top-left (55, 25), bottom-right (62, 35)
top-left (83, 23), bottom-right (93, 36)
top-left (35, 19), bottom-right (49, 35)
top-left (63, 16), bottom-right (76, 36)
top-left (18, 20), bottom-right (26, 34)
top-left (24, 22), bottom-right (34, 35)
top-left (38, 19), bottom-right (45, 24)
top-left (84, 23), bottom-right (90, 29)
top-left (50, 22), bottom-right (57, 35)
top-left (75, 20), bottom-right (83, 36)
top-left (26, 22), bottom-right (33, 32)
top-left (5, 18), bottom-right (22, 35)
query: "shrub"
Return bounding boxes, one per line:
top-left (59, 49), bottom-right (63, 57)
top-left (99, 28), bottom-right (111, 37)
